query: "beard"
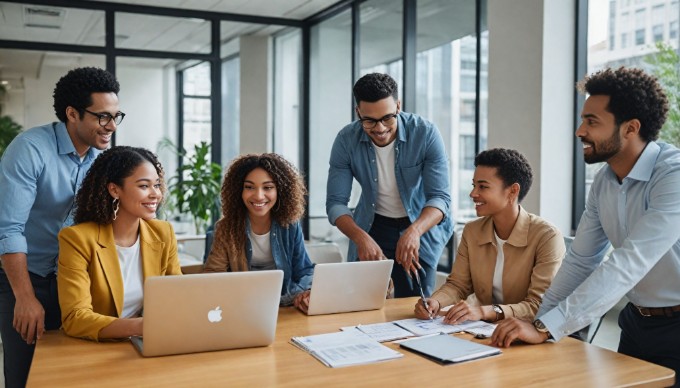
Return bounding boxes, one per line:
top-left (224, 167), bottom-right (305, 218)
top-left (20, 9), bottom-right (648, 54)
top-left (583, 126), bottom-right (622, 164)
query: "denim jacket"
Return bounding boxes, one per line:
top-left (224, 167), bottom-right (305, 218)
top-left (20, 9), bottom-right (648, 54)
top-left (326, 111), bottom-right (454, 267)
top-left (204, 218), bottom-right (315, 306)
top-left (246, 220), bottom-right (314, 305)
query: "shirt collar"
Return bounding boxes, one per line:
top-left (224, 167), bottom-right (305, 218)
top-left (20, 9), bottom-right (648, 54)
top-left (479, 206), bottom-right (531, 247)
top-left (55, 121), bottom-right (98, 161)
top-left (625, 141), bottom-right (660, 182)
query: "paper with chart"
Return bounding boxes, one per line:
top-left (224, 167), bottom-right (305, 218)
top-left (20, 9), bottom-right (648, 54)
top-left (392, 317), bottom-right (481, 336)
top-left (463, 322), bottom-right (497, 338)
top-left (340, 322), bottom-right (415, 342)
top-left (290, 328), bottom-right (403, 368)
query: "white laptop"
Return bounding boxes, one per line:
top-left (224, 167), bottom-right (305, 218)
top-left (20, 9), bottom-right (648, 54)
top-left (306, 260), bottom-right (393, 315)
top-left (131, 270), bottom-right (283, 357)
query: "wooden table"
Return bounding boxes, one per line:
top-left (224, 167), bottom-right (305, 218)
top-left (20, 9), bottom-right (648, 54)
top-left (28, 298), bottom-right (675, 387)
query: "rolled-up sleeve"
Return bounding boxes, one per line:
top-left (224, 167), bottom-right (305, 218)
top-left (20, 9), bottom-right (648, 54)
top-left (0, 136), bottom-right (42, 256)
top-left (421, 126), bottom-right (451, 221)
top-left (326, 131), bottom-right (355, 225)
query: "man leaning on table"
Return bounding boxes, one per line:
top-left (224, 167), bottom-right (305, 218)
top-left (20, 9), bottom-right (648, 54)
top-left (325, 73), bottom-right (453, 297)
top-left (491, 67), bottom-right (680, 386)
top-left (0, 67), bottom-right (122, 388)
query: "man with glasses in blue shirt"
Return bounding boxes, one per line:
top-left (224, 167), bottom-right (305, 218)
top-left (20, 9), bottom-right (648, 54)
top-left (0, 67), bottom-right (123, 387)
top-left (491, 67), bottom-right (680, 386)
top-left (326, 73), bottom-right (453, 298)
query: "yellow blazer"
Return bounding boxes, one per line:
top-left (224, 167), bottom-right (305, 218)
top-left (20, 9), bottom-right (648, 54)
top-left (57, 219), bottom-right (182, 341)
top-left (431, 207), bottom-right (565, 320)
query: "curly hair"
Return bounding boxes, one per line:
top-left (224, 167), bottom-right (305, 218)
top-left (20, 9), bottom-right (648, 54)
top-left (53, 67), bottom-right (120, 123)
top-left (474, 148), bottom-right (533, 203)
top-left (217, 153), bottom-right (307, 260)
top-left (74, 146), bottom-right (165, 224)
top-left (353, 73), bottom-right (399, 105)
top-left (577, 67), bottom-right (668, 142)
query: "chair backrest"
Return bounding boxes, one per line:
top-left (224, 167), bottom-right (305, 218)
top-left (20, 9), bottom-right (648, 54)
top-left (203, 225), bottom-right (215, 263)
top-left (304, 241), bottom-right (344, 264)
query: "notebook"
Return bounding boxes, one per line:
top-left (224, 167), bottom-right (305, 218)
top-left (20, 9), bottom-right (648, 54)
top-left (399, 333), bottom-right (501, 364)
top-left (306, 260), bottom-right (393, 315)
top-left (131, 270), bottom-right (283, 357)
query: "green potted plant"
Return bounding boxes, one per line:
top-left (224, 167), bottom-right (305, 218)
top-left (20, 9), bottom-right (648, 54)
top-left (0, 85), bottom-right (22, 157)
top-left (159, 139), bottom-right (223, 234)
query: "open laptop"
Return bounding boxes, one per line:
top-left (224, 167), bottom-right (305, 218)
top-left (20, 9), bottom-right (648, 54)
top-left (306, 260), bottom-right (393, 315)
top-left (131, 270), bottom-right (283, 357)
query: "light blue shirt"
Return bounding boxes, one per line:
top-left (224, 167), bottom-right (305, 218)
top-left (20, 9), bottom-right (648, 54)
top-left (326, 111), bottom-right (453, 268)
top-left (0, 122), bottom-right (98, 277)
top-left (538, 142), bottom-right (680, 341)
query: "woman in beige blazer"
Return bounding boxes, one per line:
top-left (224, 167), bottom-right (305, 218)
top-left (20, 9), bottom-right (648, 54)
top-left (415, 148), bottom-right (565, 323)
top-left (58, 146), bottom-right (181, 341)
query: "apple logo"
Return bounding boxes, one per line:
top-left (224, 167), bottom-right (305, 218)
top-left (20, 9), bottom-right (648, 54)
top-left (207, 306), bottom-right (222, 323)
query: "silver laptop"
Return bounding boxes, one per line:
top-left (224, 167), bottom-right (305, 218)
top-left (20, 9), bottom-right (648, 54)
top-left (306, 260), bottom-right (394, 315)
top-left (131, 270), bottom-right (283, 357)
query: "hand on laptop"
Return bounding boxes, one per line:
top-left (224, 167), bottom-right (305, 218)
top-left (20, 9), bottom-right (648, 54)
top-left (294, 290), bottom-right (311, 315)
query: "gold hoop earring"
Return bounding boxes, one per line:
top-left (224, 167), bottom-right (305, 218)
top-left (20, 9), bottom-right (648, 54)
top-left (112, 198), bottom-right (120, 221)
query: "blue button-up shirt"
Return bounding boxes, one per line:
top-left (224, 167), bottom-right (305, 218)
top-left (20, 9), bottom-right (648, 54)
top-left (326, 111), bottom-right (453, 268)
top-left (0, 122), bottom-right (98, 276)
top-left (538, 142), bottom-right (680, 341)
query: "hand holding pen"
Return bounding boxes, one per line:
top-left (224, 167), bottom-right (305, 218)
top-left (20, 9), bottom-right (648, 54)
top-left (412, 268), bottom-right (434, 320)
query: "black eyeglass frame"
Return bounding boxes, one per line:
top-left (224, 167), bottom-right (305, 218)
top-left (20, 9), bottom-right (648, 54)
top-left (358, 111), bottom-right (399, 130)
top-left (83, 109), bottom-right (126, 127)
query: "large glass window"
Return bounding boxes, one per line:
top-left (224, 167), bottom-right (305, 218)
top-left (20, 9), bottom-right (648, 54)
top-left (309, 10), bottom-right (353, 243)
top-left (180, 62), bottom-right (212, 159)
top-left (584, 0), bottom-right (680, 199)
top-left (273, 28), bottom-right (302, 167)
top-left (221, 56), bottom-right (240, 166)
top-left (360, 0), bottom-right (404, 86)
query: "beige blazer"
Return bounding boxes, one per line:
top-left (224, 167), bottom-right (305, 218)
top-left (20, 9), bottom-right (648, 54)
top-left (431, 207), bottom-right (565, 320)
top-left (57, 219), bottom-right (182, 341)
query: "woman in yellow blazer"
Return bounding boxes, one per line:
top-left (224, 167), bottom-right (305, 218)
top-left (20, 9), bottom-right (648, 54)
top-left (415, 148), bottom-right (565, 323)
top-left (58, 146), bottom-right (181, 341)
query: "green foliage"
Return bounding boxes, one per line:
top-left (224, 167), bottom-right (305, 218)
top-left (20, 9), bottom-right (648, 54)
top-left (0, 115), bottom-right (22, 157)
top-left (160, 139), bottom-right (223, 234)
top-left (645, 42), bottom-right (680, 147)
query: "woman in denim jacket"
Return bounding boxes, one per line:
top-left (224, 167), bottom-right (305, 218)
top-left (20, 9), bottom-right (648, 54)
top-left (203, 153), bottom-right (314, 312)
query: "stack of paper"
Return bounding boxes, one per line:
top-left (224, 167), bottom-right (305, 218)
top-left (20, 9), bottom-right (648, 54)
top-left (392, 317), bottom-right (481, 336)
top-left (290, 328), bottom-right (403, 368)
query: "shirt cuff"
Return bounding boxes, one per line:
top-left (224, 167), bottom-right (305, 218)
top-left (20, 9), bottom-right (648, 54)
top-left (423, 199), bottom-right (449, 222)
top-left (327, 204), bottom-right (353, 226)
top-left (0, 235), bottom-right (28, 256)
top-left (536, 307), bottom-right (568, 342)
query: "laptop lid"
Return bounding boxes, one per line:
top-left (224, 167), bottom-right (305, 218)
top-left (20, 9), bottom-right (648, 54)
top-left (133, 270), bottom-right (283, 357)
top-left (306, 260), bottom-right (393, 315)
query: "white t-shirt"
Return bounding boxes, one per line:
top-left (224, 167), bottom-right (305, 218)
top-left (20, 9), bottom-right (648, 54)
top-left (115, 235), bottom-right (144, 318)
top-left (373, 141), bottom-right (407, 218)
top-left (249, 231), bottom-right (276, 270)
top-left (491, 232), bottom-right (506, 304)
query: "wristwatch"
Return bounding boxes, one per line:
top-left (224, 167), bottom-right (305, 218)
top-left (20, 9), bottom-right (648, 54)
top-left (533, 319), bottom-right (554, 340)
top-left (492, 304), bottom-right (505, 321)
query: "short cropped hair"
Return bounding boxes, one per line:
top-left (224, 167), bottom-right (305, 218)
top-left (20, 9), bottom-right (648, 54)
top-left (474, 148), bottom-right (533, 203)
top-left (353, 73), bottom-right (399, 105)
top-left (53, 67), bottom-right (120, 123)
top-left (577, 67), bottom-right (668, 142)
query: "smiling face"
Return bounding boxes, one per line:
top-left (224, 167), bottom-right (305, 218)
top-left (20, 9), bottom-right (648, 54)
top-left (576, 95), bottom-right (624, 164)
top-left (242, 167), bottom-right (278, 221)
top-left (469, 166), bottom-right (517, 218)
top-left (108, 161), bottom-right (162, 223)
top-left (356, 97), bottom-right (400, 147)
top-left (65, 92), bottom-right (120, 156)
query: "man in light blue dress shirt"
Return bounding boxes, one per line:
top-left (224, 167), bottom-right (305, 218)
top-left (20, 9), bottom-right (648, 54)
top-left (326, 73), bottom-right (453, 297)
top-left (0, 67), bottom-right (122, 387)
top-left (491, 67), bottom-right (680, 384)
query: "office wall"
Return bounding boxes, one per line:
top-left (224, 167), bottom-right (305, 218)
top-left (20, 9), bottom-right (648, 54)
top-left (487, 0), bottom-right (575, 234)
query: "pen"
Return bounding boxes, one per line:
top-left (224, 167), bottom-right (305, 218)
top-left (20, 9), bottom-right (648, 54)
top-left (413, 270), bottom-right (433, 320)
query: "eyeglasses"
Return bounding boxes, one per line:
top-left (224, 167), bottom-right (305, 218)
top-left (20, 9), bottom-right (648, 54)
top-left (84, 109), bottom-right (126, 127)
top-left (359, 112), bottom-right (398, 130)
